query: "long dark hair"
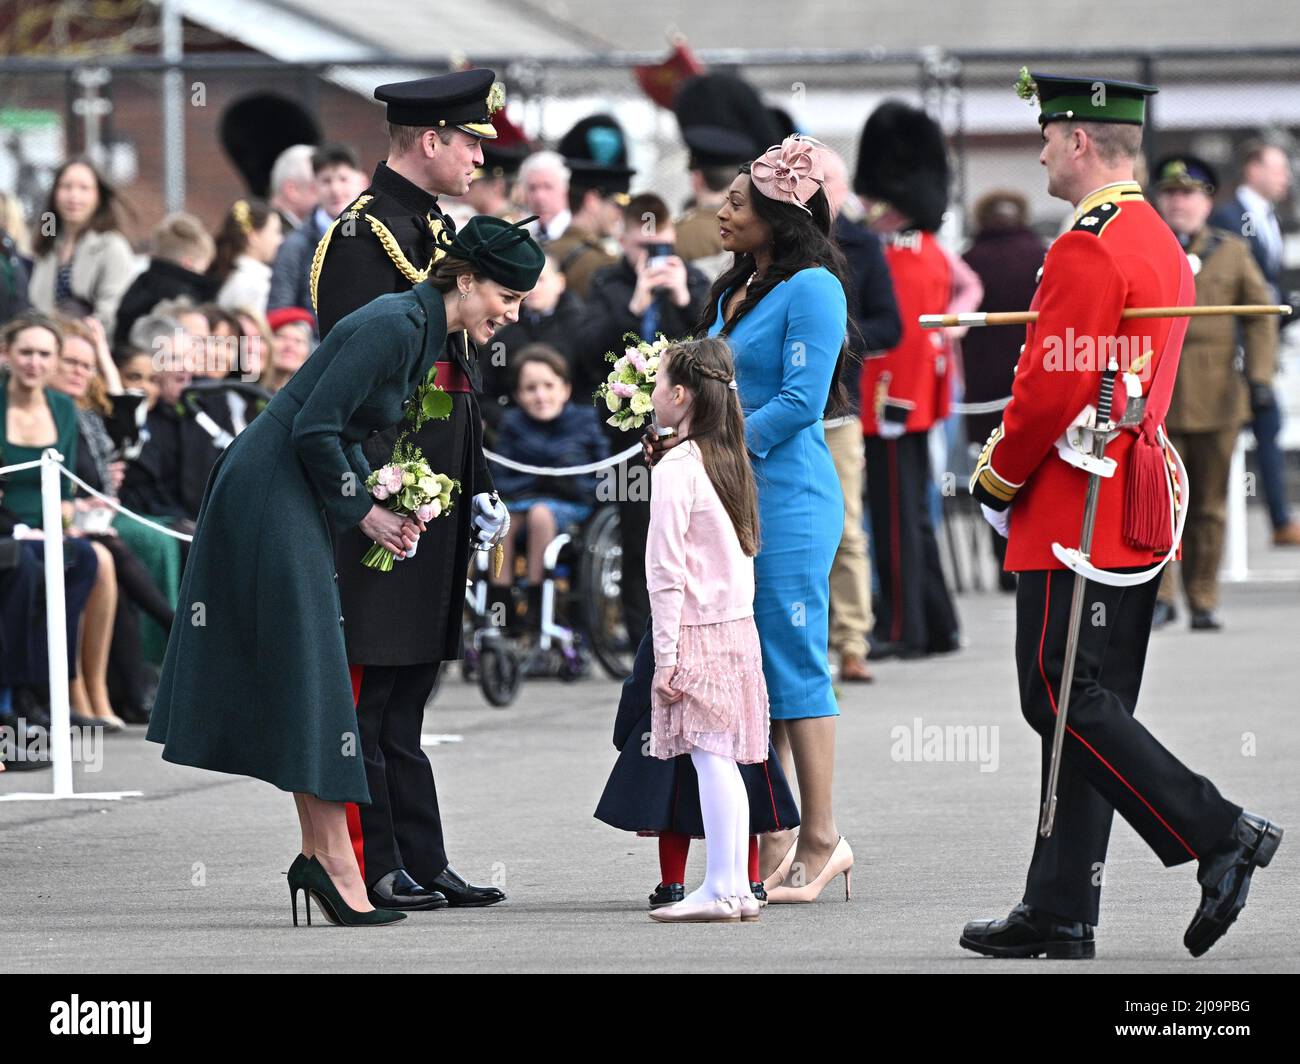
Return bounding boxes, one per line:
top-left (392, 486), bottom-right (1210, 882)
top-left (693, 163), bottom-right (854, 416)
top-left (662, 337), bottom-right (760, 556)
top-left (207, 198), bottom-right (273, 287)
top-left (32, 158), bottom-right (127, 257)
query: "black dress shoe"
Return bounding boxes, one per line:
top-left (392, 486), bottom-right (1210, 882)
top-left (1190, 609), bottom-right (1223, 631)
top-left (1152, 599), bottom-right (1177, 629)
top-left (960, 903), bottom-right (1095, 959)
top-left (751, 881), bottom-right (768, 904)
top-left (648, 882), bottom-right (685, 909)
top-left (427, 866), bottom-right (506, 907)
top-left (367, 868), bottom-right (449, 911)
top-left (1185, 811), bottom-right (1283, 957)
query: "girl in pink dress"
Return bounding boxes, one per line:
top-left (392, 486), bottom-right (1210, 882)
top-left (646, 337), bottom-right (769, 924)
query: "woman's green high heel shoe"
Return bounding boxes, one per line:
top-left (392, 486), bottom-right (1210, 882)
top-left (288, 854), bottom-right (312, 927)
top-left (301, 857), bottom-right (406, 927)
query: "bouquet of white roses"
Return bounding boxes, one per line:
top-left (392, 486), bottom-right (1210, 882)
top-left (594, 334), bottom-right (671, 430)
top-left (361, 438), bottom-right (459, 572)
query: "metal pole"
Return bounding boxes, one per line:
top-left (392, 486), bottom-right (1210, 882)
top-left (40, 450), bottom-right (75, 799)
top-left (161, 0), bottom-right (185, 213)
top-left (1223, 434), bottom-right (1249, 581)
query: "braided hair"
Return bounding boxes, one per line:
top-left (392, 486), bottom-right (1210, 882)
top-left (661, 337), bottom-right (760, 556)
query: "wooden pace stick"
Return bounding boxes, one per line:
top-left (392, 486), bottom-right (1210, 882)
top-left (919, 304), bottom-right (1292, 328)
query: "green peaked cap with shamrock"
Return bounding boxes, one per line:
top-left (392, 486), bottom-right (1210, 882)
top-left (1014, 67), bottom-right (1157, 127)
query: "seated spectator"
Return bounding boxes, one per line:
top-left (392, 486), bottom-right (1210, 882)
top-left (209, 199), bottom-right (283, 317)
top-left (269, 143), bottom-right (367, 316)
top-left (118, 317), bottom-right (192, 521)
top-left (0, 191), bottom-right (33, 324)
top-left (262, 307), bottom-right (316, 392)
top-left (480, 250), bottom-right (589, 439)
top-left (112, 212), bottom-right (217, 352)
top-left (486, 344), bottom-right (608, 635)
top-left (51, 318), bottom-right (177, 725)
top-left (0, 313), bottom-right (122, 728)
top-left (28, 158), bottom-right (137, 341)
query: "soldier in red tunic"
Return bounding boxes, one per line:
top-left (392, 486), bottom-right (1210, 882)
top-left (961, 71), bottom-right (1282, 959)
top-left (853, 102), bottom-right (962, 659)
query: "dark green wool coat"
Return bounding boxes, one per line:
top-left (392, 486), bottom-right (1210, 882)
top-left (146, 284), bottom-right (447, 802)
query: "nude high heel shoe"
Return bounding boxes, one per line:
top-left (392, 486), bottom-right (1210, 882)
top-left (765, 837), bottom-right (853, 904)
top-left (761, 835), bottom-right (799, 893)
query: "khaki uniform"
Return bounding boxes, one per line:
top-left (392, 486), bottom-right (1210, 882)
top-left (1160, 227), bottom-right (1278, 612)
top-left (546, 223), bottom-right (616, 299)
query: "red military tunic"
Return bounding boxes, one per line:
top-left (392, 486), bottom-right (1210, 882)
top-left (861, 230), bottom-right (953, 435)
top-left (969, 181), bottom-right (1192, 571)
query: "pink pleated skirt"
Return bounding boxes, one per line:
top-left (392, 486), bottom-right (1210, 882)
top-left (650, 616), bottom-right (770, 764)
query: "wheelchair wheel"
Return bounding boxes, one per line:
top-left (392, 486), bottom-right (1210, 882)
top-left (579, 505), bottom-right (633, 680)
top-left (478, 642), bottom-right (522, 708)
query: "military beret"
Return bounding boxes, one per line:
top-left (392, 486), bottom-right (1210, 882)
top-left (375, 69), bottom-right (504, 139)
top-left (1153, 154), bottom-right (1218, 195)
top-left (1016, 68), bottom-right (1157, 127)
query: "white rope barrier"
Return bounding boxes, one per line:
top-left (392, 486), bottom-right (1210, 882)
top-left (57, 466), bottom-right (194, 543)
top-left (483, 441), bottom-right (643, 477)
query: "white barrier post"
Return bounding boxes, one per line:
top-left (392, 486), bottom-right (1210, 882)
top-left (1222, 435), bottom-right (1249, 582)
top-left (0, 450), bottom-right (141, 801)
top-left (42, 449), bottom-right (74, 797)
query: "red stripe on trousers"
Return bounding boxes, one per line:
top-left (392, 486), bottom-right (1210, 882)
top-left (345, 664), bottom-right (366, 880)
top-left (1035, 578), bottom-right (1197, 860)
top-left (887, 440), bottom-right (903, 643)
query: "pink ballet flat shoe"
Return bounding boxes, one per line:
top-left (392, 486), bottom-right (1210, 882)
top-left (648, 896), bottom-right (743, 923)
top-left (738, 894), bottom-right (761, 922)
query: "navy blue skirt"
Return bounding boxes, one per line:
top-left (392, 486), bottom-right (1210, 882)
top-left (593, 622), bottom-right (801, 837)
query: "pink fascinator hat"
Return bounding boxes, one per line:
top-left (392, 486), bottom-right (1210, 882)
top-left (749, 135), bottom-right (829, 215)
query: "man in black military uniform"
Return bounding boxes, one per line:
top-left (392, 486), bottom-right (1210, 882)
top-left (312, 69), bottom-right (509, 911)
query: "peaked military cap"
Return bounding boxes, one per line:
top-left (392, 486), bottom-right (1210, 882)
top-left (1016, 68), bottom-right (1157, 127)
top-left (375, 68), bottom-right (504, 139)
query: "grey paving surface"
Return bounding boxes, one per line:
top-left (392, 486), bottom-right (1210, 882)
top-left (2, 559), bottom-right (1298, 973)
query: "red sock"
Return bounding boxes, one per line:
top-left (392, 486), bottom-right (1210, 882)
top-left (658, 832), bottom-right (690, 885)
top-left (748, 835), bottom-right (760, 883)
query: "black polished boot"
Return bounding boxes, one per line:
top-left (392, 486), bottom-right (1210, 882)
top-left (960, 903), bottom-right (1095, 959)
top-left (1185, 811), bottom-right (1283, 957)
top-left (368, 868), bottom-right (449, 911)
top-left (649, 882), bottom-right (685, 909)
top-left (427, 866), bottom-right (506, 907)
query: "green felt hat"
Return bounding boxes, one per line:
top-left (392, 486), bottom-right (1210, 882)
top-left (442, 215), bottom-right (545, 292)
top-left (1015, 68), bottom-right (1157, 127)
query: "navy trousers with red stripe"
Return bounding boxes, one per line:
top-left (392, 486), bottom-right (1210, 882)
top-left (346, 661), bottom-right (448, 889)
top-left (1015, 568), bottom-right (1240, 925)
top-left (864, 431), bottom-right (959, 654)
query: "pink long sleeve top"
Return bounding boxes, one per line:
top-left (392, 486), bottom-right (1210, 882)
top-left (646, 440), bottom-right (756, 666)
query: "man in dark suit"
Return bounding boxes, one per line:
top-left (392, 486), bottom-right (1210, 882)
top-left (312, 70), bottom-right (509, 911)
top-left (1209, 140), bottom-right (1300, 546)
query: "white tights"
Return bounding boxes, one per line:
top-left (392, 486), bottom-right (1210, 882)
top-left (686, 748), bottom-right (753, 903)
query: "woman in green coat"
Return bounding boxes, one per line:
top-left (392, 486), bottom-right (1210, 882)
top-left (147, 216), bottom-right (544, 926)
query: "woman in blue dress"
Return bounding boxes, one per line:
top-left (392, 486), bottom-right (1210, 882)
top-left (646, 136), bottom-right (854, 903)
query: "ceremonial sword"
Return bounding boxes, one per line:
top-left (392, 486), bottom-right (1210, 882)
top-left (921, 301), bottom-right (1290, 837)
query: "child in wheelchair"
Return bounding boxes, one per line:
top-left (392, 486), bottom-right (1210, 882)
top-left (486, 344), bottom-right (608, 638)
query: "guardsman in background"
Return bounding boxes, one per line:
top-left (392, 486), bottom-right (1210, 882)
top-left (963, 71), bottom-right (1282, 960)
top-left (670, 73), bottom-right (782, 279)
top-left (1153, 155), bottom-right (1279, 631)
top-left (545, 114), bottom-right (631, 298)
top-left (312, 70), bottom-right (509, 912)
top-left (854, 101), bottom-right (963, 660)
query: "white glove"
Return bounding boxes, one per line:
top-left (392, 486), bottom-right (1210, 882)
top-left (471, 492), bottom-right (510, 549)
top-left (981, 503), bottom-right (1011, 539)
top-left (878, 418), bottom-right (907, 440)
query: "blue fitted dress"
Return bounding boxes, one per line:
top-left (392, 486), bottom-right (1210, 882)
top-left (708, 266), bottom-right (847, 719)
